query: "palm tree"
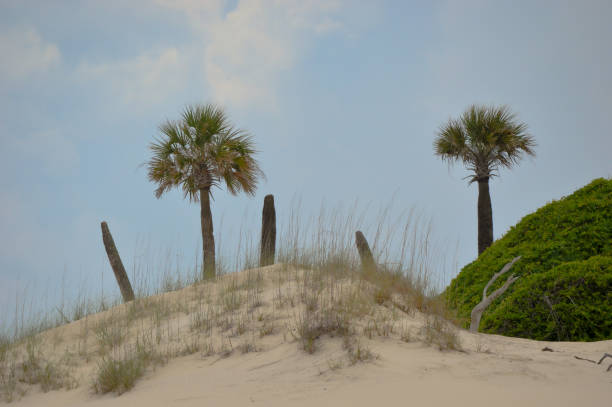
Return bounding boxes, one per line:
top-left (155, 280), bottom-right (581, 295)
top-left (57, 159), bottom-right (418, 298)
top-left (434, 105), bottom-right (535, 255)
top-left (147, 103), bottom-right (264, 278)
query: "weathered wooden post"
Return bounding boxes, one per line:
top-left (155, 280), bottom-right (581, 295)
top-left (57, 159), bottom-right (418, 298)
top-left (355, 231), bottom-right (376, 272)
top-left (260, 194), bottom-right (276, 267)
top-left (101, 221), bottom-right (135, 302)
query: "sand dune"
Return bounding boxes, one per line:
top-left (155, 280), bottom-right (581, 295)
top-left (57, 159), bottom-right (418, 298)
top-left (5, 265), bottom-right (611, 406)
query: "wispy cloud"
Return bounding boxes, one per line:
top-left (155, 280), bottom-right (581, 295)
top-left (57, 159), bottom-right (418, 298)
top-left (53, 0), bottom-right (366, 111)
top-left (155, 0), bottom-right (348, 109)
top-left (203, 0), bottom-right (345, 109)
top-left (0, 26), bottom-right (60, 81)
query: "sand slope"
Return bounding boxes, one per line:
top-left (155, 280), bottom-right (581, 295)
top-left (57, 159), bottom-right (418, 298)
top-left (14, 335), bottom-right (611, 406)
top-left (6, 265), bottom-right (612, 406)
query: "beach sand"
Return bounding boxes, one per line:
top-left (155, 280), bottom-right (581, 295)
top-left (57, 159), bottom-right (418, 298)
top-left (6, 265), bottom-right (611, 406)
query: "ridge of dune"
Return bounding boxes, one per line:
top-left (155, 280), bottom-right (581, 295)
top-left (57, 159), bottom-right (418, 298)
top-left (4, 264), bottom-right (611, 406)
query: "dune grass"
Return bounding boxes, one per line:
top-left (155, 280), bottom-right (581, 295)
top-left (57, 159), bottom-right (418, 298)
top-left (0, 201), bottom-right (460, 402)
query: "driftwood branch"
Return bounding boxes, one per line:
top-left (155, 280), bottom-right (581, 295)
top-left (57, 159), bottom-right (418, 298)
top-left (574, 355), bottom-right (596, 363)
top-left (575, 354), bottom-right (612, 371)
top-left (355, 231), bottom-right (376, 272)
top-left (470, 256), bottom-right (521, 333)
top-left (101, 221), bottom-right (135, 303)
top-left (597, 353), bottom-right (611, 365)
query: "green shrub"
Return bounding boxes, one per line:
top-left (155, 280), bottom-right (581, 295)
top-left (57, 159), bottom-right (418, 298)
top-left (446, 178), bottom-right (612, 341)
top-left (482, 256), bottom-right (612, 341)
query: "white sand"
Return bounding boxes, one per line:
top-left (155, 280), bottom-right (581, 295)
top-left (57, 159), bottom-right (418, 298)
top-left (7, 265), bottom-right (612, 406)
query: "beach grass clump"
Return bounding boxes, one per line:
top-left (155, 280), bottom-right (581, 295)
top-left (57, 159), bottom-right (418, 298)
top-left (295, 304), bottom-right (352, 354)
top-left (258, 319), bottom-right (275, 337)
top-left (94, 316), bottom-right (126, 355)
top-left (343, 336), bottom-right (377, 365)
top-left (0, 336), bottom-right (77, 402)
top-left (422, 315), bottom-right (461, 351)
top-left (239, 334), bottom-right (259, 354)
top-left (92, 338), bottom-right (165, 395)
top-left (190, 308), bottom-right (213, 335)
top-left (92, 355), bottom-right (145, 395)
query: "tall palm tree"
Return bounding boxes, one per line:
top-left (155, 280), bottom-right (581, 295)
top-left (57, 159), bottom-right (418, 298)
top-left (147, 103), bottom-right (264, 278)
top-left (434, 105), bottom-right (535, 255)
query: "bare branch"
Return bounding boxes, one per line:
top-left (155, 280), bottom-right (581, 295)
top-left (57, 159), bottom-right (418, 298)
top-left (470, 257), bottom-right (521, 333)
top-left (597, 353), bottom-right (612, 365)
top-left (574, 356), bottom-right (596, 363)
top-left (482, 256), bottom-right (521, 298)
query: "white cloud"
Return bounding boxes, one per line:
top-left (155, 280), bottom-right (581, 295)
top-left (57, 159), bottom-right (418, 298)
top-left (156, 0), bottom-right (347, 109)
top-left (0, 26), bottom-right (60, 80)
top-left (72, 0), bottom-right (365, 110)
top-left (77, 48), bottom-right (189, 106)
top-left (203, 0), bottom-right (345, 108)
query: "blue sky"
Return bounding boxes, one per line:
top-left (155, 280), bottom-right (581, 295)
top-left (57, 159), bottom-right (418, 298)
top-left (1, 0), bottom-right (611, 316)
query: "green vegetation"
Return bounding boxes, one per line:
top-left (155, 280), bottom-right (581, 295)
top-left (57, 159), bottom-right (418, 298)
top-left (434, 105), bottom-right (535, 255)
top-left (92, 340), bottom-right (165, 395)
top-left (446, 178), bottom-right (612, 341)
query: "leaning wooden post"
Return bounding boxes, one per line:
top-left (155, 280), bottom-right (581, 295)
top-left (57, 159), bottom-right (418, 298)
top-left (355, 231), bottom-right (376, 272)
top-left (470, 256), bottom-right (521, 332)
top-left (101, 221), bottom-right (135, 302)
top-left (260, 194), bottom-right (276, 267)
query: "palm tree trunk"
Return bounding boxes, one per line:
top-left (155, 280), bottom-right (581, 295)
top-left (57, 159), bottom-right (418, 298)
top-left (477, 177), bottom-right (494, 255)
top-left (200, 187), bottom-right (215, 278)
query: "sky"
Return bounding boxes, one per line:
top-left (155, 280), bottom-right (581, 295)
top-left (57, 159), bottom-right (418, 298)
top-left (1, 0), bottom-right (611, 319)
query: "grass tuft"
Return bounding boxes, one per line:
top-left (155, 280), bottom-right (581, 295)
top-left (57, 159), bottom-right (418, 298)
top-left (92, 338), bottom-right (165, 395)
top-left (422, 315), bottom-right (461, 351)
top-left (92, 356), bottom-right (145, 395)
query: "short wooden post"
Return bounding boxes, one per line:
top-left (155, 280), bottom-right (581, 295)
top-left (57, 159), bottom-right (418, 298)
top-left (355, 231), bottom-right (376, 272)
top-left (260, 194), bottom-right (276, 267)
top-left (101, 221), bottom-right (135, 302)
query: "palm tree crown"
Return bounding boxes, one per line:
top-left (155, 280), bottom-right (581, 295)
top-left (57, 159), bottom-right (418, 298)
top-left (434, 105), bottom-right (535, 183)
top-left (434, 104), bottom-right (536, 255)
top-left (147, 103), bottom-right (264, 277)
top-left (147, 104), bottom-right (264, 201)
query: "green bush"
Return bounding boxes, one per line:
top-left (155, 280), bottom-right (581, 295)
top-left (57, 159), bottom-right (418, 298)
top-left (482, 256), bottom-right (612, 341)
top-left (446, 178), bottom-right (612, 341)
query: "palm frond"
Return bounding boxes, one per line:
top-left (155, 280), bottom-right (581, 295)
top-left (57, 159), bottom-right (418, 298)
top-left (434, 104), bottom-right (536, 183)
top-left (146, 103), bottom-right (264, 202)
